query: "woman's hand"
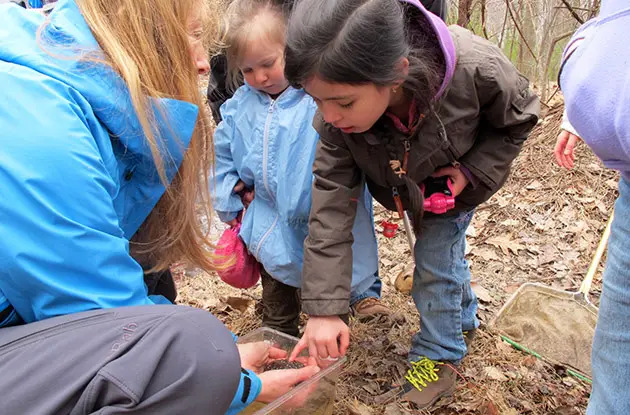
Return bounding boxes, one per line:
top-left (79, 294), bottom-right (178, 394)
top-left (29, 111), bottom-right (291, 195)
top-left (289, 315), bottom-right (349, 361)
top-left (237, 341), bottom-right (288, 374)
top-left (554, 129), bottom-right (581, 169)
top-left (432, 166), bottom-right (469, 196)
top-left (256, 365), bottom-right (321, 403)
top-left (239, 342), bottom-right (321, 404)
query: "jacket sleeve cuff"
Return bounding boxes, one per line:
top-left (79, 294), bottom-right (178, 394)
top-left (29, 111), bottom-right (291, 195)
top-left (217, 210), bottom-right (240, 223)
top-left (301, 298), bottom-right (350, 316)
top-left (561, 109), bottom-right (580, 137)
top-left (226, 368), bottom-right (262, 415)
top-left (148, 294), bottom-right (172, 305)
top-left (0, 303), bottom-right (22, 329)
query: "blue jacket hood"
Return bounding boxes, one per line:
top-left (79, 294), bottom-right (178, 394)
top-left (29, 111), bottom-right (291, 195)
top-left (0, 0), bottom-right (199, 326)
top-left (0, 0), bottom-right (199, 209)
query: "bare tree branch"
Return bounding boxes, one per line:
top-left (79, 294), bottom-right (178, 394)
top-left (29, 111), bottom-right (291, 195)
top-left (498, 2), bottom-right (509, 48)
top-left (542, 31), bottom-right (574, 102)
top-left (480, 0), bottom-right (489, 39)
top-left (457, 0), bottom-right (474, 27)
top-left (589, 0), bottom-right (601, 18)
top-left (504, 0), bottom-right (539, 64)
top-left (559, 0), bottom-right (585, 24)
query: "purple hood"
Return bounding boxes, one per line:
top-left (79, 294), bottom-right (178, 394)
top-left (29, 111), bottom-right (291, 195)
top-left (400, 0), bottom-right (456, 100)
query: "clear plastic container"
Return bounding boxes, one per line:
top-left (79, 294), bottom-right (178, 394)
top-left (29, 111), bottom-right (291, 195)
top-left (237, 327), bottom-right (346, 415)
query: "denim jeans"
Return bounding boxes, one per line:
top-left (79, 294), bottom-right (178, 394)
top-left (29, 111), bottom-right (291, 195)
top-left (587, 178), bottom-right (630, 415)
top-left (350, 273), bottom-right (382, 305)
top-left (409, 209), bottom-right (479, 364)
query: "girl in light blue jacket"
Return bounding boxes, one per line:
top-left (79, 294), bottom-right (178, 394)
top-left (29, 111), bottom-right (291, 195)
top-left (213, 0), bottom-right (389, 336)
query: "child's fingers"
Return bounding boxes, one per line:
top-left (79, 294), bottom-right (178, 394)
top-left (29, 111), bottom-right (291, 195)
top-left (554, 151), bottom-right (564, 167)
top-left (306, 355), bottom-right (319, 367)
top-left (289, 337), bottom-right (307, 361)
top-left (233, 180), bottom-right (245, 193)
top-left (242, 190), bottom-right (255, 208)
top-left (268, 346), bottom-right (288, 360)
top-left (338, 327), bottom-right (350, 355)
top-left (553, 131), bottom-right (569, 167)
top-left (293, 355), bottom-right (312, 365)
top-left (308, 341), bottom-right (319, 362)
top-left (561, 134), bottom-right (580, 169)
top-left (564, 133), bottom-right (579, 157)
top-left (317, 341), bottom-right (332, 359)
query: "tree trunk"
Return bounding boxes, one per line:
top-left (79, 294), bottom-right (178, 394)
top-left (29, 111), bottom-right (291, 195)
top-left (589, 0), bottom-right (601, 18)
top-left (457, 0), bottom-right (474, 27)
top-left (480, 0), bottom-right (489, 39)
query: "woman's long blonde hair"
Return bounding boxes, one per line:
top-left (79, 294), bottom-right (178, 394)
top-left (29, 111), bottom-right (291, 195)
top-left (62, 0), bottom-right (222, 272)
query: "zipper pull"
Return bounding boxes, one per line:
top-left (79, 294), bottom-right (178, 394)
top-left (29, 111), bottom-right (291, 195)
top-left (402, 139), bottom-right (411, 173)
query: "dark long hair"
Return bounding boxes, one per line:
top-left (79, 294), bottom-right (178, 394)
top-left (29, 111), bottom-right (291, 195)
top-left (284, 0), bottom-right (445, 115)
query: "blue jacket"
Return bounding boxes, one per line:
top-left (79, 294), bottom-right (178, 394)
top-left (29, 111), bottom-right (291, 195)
top-left (213, 84), bottom-right (379, 294)
top-left (0, 1), bottom-right (259, 412)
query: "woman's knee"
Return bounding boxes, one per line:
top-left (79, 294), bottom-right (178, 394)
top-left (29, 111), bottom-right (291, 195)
top-left (158, 306), bottom-right (241, 407)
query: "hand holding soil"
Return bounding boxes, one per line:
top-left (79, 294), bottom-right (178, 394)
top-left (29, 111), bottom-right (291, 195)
top-left (264, 359), bottom-right (305, 371)
top-left (238, 341), bottom-right (288, 374)
top-left (256, 365), bottom-right (321, 404)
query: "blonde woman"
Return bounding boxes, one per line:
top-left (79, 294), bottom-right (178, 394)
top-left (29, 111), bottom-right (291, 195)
top-left (0, 0), bottom-right (317, 413)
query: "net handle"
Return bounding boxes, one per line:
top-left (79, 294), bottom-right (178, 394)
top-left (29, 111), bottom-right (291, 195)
top-left (580, 210), bottom-right (614, 296)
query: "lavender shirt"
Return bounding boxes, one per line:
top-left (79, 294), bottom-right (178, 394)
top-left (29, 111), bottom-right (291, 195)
top-left (560, 0), bottom-right (630, 180)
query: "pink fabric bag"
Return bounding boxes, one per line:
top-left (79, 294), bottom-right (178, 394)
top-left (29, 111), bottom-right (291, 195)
top-left (214, 223), bottom-right (260, 289)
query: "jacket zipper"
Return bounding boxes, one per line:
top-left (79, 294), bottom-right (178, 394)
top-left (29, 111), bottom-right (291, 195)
top-left (409, 113), bottom-right (454, 168)
top-left (255, 100), bottom-right (280, 258)
top-left (391, 113), bottom-right (457, 209)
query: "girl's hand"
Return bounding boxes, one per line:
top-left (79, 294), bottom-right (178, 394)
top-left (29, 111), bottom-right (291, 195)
top-left (289, 316), bottom-right (349, 361)
top-left (237, 342), bottom-right (288, 374)
top-left (226, 210), bottom-right (243, 228)
top-left (431, 166), bottom-right (469, 196)
top-left (554, 130), bottom-right (581, 169)
top-left (233, 180), bottom-right (255, 208)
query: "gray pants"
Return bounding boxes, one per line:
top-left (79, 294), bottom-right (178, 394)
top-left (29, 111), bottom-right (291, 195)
top-left (0, 305), bottom-right (240, 414)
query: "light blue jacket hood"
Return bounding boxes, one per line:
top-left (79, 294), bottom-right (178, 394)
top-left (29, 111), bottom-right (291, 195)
top-left (213, 84), bottom-right (378, 292)
top-left (0, 0), bottom-right (198, 325)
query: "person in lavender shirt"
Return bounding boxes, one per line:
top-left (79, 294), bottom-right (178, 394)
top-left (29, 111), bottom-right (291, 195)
top-left (555, 1), bottom-right (630, 413)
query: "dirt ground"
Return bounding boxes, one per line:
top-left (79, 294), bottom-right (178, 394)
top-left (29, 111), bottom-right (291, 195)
top-left (175, 97), bottom-right (618, 414)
